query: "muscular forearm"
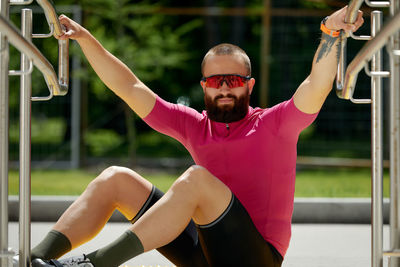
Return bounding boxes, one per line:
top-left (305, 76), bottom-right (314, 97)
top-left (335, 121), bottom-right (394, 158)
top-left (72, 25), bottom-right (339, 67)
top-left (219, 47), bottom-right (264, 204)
top-left (58, 15), bottom-right (156, 118)
top-left (77, 30), bottom-right (135, 95)
top-left (309, 33), bottom-right (341, 93)
top-left (293, 7), bottom-right (363, 114)
top-left (293, 33), bottom-right (341, 114)
top-left (77, 30), bottom-right (156, 117)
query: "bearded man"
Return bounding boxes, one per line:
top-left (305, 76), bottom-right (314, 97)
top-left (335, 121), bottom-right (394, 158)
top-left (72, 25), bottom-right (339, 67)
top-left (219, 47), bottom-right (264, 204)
top-left (15, 5), bottom-right (363, 267)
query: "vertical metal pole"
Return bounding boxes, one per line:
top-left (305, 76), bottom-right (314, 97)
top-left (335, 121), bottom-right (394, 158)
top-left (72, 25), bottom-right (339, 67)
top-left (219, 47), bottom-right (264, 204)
top-left (371, 10), bottom-right (383, 267)
top-left (389, 0), bottom-right (400, 265)
top-left (0, 0), bottom-right (10, 265)
top-left (19, 8), bottom-right (32, 267)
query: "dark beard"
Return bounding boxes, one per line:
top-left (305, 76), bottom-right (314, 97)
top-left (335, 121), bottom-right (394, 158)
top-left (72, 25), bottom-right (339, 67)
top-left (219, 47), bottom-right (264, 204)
top-left (204, 89), bottom-right (250, 123)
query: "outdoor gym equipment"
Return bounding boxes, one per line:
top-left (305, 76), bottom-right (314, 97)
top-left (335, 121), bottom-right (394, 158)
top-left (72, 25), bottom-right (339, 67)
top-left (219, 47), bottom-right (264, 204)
top-left (337, 0), bottom-right (400, 266)
top-left (0, 0), bottom-right (69, 266)
top-left (1, 0), bottom-right (400, 266)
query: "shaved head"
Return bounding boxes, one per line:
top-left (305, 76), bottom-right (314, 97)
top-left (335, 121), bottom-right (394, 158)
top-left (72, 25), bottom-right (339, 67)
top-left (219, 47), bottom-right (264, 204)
top-left (201, 43), bottom-right (251, 76)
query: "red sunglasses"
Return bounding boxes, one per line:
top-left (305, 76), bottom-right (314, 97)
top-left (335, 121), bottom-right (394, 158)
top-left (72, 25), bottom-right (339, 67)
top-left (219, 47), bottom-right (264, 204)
top-left (201, 74), bottom-right (251, 89)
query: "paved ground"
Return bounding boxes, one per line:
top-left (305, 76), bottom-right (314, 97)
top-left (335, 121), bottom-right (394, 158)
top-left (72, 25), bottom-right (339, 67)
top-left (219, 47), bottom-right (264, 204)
top-left (7, 222), bottom-right (392, 267)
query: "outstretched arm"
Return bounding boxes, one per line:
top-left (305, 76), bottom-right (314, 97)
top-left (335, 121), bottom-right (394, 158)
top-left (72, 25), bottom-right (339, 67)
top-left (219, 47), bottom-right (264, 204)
top-left (293, 6), bottom-right (364, 114)
top-left (58, 15), bottom-right (156, 118)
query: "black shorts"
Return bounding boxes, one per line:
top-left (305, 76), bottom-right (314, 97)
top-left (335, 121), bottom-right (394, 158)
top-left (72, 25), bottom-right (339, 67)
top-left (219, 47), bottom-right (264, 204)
top-left (130, 186), bottom-right (283, 267)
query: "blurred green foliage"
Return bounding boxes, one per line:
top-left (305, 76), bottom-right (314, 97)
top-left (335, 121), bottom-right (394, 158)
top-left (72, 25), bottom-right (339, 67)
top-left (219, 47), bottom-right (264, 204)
top-left (84, 129), bottom-right (124, 157)
top-left (7, 0), bottom-right (373, 164)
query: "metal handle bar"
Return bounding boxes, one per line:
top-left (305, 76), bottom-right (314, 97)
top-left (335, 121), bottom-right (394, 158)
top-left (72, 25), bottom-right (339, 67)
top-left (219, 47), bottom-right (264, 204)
top-left (365, 0), bottom-right (390, 8)
top-left (364, 62), bottom-right (390, 77)
top-left (35, 0), bottom-right (69, 95)
top-left (9, 0), bottom-right (34, 5)
top-left (9, 59), bottom-right (33, 76)
top-left (349, 31), bottom-right (371, 40)
top-left (340, 10), bottom-right (400, 100)
top-left (393, 50), bottom-right (400, 56)
top-left (346, 0), bottom-right (365, 23)
top-left (384, 249), bottom-right (400, 257)
top-left (0, 15), bottom-right (60, 98)
top-left (336, 0), bottom-right (365, 98)
top-left (32, 23), bottom-right (54, 38)
top-left (386, 42), bottom-right (400, 56)
top-left (35, 0), bottom-right (63, 37)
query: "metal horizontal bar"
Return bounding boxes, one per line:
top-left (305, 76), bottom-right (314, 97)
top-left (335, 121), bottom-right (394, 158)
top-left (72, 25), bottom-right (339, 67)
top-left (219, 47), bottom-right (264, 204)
top-left (384, 250), bottom-right (400, 257)
top-left (368, 71), bottom-right (390, 77)
top-left (32, 23), bottom-right (54, 38)
top-left (365, 0), bottom-right (390, 8)
top-left (0, 15), bottom-right (62, 96)
top-left (9, 0), bottom-right (33, 6)
top-left (393, 50), bottom-right (400, 56)
top-left (339, 10), bottom-right (400, 99)
top-left (364, 63), bottom-right (390, 77)
top-left (350, 96), bottom-right (372, 104)
top-left (9, 59), bottom-right (33, 76)
top-left (350, 31), bottom-right (372, 40)
top-left (31, 92), bottom-right (53, 101)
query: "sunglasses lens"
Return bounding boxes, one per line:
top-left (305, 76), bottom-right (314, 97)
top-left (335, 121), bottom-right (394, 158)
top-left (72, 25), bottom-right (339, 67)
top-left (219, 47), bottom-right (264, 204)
top-left (205, 76), bottom-right (221, 88)
top-left (205, 75), bottom-right (247, 88)
top-left (226, 75), bottom-right (244, 88)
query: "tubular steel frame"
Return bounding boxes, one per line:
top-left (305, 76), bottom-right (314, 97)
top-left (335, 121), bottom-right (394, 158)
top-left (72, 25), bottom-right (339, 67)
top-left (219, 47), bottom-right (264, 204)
top-left (0, 0), bottom-right (68, 266)
top-left (336, 0), bottom-right (400, 266)
top-left (1, 0), bottom-right (400, 267)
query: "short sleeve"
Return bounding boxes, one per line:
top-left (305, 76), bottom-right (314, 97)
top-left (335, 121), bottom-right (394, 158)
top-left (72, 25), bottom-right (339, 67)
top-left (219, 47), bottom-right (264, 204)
top-left (142, 95), bottom-right (203, 145)
top-left (260, 98), bottom-right (318, 140)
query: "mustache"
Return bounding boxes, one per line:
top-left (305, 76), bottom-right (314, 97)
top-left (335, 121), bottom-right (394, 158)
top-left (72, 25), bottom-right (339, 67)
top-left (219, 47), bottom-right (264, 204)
top-left (214, 94), bottom-right (237, 101)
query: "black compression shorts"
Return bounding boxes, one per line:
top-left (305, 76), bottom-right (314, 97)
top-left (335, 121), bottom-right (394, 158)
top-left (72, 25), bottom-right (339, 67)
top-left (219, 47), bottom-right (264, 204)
top-left (131, 186), bottom-right (283, 267)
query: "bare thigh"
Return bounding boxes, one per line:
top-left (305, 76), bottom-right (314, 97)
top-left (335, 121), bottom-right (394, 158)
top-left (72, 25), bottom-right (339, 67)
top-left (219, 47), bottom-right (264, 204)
top-left (53, 166), bottom-right (153, 247)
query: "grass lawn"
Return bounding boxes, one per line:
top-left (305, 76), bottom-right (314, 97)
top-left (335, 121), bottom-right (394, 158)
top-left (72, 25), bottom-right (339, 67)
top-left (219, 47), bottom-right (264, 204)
top-left (295, 168), bottom-right (389, 198)
top-left (8, 167), bottom-right (389, 198)
top-left (8, 169), bottom-right (176, 195)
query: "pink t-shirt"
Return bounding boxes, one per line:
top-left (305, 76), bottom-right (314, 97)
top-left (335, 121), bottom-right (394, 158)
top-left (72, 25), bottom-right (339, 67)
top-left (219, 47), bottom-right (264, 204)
top-left (143, 96), bottom-right (318, 257)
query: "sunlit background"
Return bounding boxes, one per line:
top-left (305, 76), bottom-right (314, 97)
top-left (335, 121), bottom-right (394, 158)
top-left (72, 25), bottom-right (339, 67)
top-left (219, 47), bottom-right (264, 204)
top-left (7, 0), bottom-right (385, 172)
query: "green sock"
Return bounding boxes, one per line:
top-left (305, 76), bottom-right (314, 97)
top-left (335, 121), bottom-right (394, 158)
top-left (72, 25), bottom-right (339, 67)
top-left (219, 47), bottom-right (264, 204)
top-left (86, 230), bottom-right (144, 267)
top-left (31, 230), bottom-right (72, 260)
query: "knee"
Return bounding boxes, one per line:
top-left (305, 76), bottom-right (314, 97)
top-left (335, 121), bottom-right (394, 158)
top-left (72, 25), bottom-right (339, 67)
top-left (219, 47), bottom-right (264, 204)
top-left (87, 166), bottom-right (136, 194)
top-left (173, 165), bottom-right (213, 191)
top-left (186, 165), bottom-right (210, 180)
top-left (172, 166), bottom-right (231, 211)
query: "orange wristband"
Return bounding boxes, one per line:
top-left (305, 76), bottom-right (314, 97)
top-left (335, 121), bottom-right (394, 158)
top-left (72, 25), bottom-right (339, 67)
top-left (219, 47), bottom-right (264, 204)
top-left (320, 17), bottom-right (341, 37)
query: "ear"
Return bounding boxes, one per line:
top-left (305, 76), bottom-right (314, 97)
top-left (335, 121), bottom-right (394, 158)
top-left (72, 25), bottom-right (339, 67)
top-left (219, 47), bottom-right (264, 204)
top-left (200, 81), bottom-right (206, 93)
top-left (248, 78), bottom-right (255, 95)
